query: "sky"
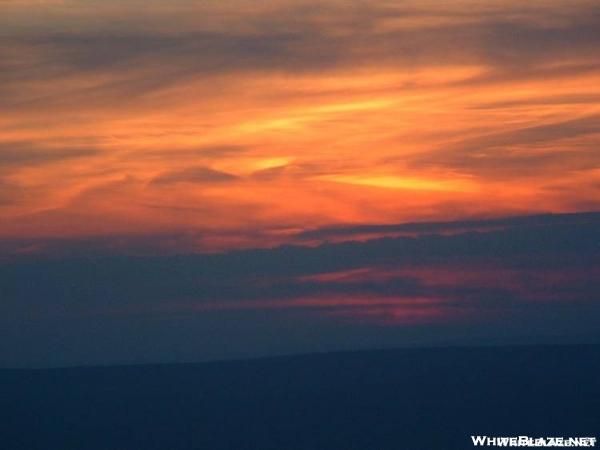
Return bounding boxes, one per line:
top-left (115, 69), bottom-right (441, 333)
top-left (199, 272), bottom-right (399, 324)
top-left (1, 0), bottom-right (600, 367)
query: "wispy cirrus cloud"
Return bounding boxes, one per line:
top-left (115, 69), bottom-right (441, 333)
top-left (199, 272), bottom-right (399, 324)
top-left (0, 141), bottom-right (99, 168)
top-left (1, 0), bottom-right (600, 250)
top-left (151, 167), bottom-right (238, 185)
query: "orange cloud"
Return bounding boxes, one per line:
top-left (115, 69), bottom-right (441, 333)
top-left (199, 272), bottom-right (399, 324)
top-left (1, 0), bottom-right (599, 252)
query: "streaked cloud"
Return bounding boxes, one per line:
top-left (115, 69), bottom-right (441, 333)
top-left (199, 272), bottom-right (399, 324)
top-left (151, 167), bottom-right (237, 185)
top-left (2, 212), bottom-right (599, 365)
top-left (0, 1), bottom-right (599, 250)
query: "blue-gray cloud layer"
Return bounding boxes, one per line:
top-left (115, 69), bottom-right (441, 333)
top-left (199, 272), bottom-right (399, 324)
top-left (2, 211), bottom-right (599, 367)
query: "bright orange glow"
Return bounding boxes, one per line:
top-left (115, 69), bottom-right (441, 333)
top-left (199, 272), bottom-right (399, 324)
top-left (318, 174), bottom-right (479, 192)
top-left (1, 0), bottom-right (599, 253)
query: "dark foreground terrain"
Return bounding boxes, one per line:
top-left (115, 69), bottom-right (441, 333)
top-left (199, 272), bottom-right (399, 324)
top-left (1, 344), bottom-right (599, 450)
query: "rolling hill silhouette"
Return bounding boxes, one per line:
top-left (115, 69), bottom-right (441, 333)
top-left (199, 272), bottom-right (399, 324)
top-left (2, 344), bottom-right (599, 450)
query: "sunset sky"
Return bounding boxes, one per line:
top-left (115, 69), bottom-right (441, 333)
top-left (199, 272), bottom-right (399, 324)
top-left (2, 0), bottom-right (599, 367)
